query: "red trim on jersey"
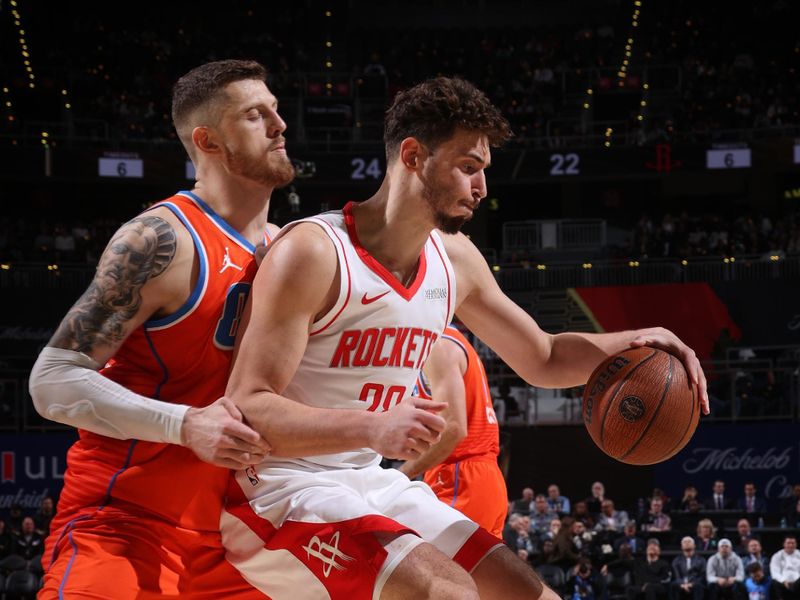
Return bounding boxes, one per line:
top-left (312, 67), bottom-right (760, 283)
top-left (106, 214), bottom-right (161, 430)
top-left (453, 527), bottom-right (504, 573)
top-left (429, 234), bottom-right (452, 322)
top-left (342, 202), bottom-right (427, 302)
top-left (310, 219), bottom-right (352, 336)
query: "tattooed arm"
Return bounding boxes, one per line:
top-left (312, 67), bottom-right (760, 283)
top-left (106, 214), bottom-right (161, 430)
top-left (30, 209), bottom-right (269, 468)
top-left (48, 215), bottom-right (178, 356)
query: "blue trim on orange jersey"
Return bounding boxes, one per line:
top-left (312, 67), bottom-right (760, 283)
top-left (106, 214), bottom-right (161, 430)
top-left (180, 190), bottom-right (256, 253)
top-left (58, 531), bottom-right (79, 600)
top-left (49, 440), bottom-right (138, 585)
top-left (450, 461), bottom-right (461, 507)
top-left (143, 329), bottom-right (169, 399)
top-left (144, 201), bottom-right (208, 329)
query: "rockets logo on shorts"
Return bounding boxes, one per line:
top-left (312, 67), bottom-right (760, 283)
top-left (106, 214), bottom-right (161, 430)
top-left (302, 531), bottom-right (355, 577)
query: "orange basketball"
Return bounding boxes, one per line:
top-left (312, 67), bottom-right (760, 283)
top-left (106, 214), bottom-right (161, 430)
top-left (582, 347), bottom-right (699, 465)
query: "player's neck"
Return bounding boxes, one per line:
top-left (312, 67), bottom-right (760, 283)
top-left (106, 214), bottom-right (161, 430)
top-left (192, 178), bottom-right (272, 244)
top-left (355, 180), bottom-right (434, 281)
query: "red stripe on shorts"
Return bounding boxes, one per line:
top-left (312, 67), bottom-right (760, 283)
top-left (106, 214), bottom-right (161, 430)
top-left (452, 527), bottom-right (504, 573)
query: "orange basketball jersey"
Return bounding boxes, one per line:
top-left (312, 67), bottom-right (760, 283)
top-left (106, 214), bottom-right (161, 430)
top-left (48, 191), bottom-right (269, 558)
top-left (415, 325), bottom-right (499, 463)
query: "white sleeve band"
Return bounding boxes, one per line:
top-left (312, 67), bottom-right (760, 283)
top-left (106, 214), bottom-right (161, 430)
top-left (29, 346), bottom-right (190, 444)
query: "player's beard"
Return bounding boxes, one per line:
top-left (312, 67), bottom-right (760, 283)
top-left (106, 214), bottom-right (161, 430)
top-left (421, 177), bottom-right (472, 235)
top-left (224, 144), bottom-right (295, 188)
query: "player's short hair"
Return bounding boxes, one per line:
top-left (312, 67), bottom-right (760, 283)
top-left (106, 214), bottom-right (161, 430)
top-left (171, 59), bottom-right (267, 154)
top-left (383, 76), bottom-right (512, 162)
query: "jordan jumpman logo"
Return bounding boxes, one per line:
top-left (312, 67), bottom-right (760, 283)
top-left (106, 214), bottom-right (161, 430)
top-left (220, 247), bottom-right (243, 273)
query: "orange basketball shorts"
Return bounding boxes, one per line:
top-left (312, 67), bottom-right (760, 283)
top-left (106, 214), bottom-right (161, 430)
top-left (423, 457), bottom-right (508, 539)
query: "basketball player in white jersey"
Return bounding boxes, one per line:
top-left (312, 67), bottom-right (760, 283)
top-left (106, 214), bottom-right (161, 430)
top-left (221, 77), bottom-right (709, 600)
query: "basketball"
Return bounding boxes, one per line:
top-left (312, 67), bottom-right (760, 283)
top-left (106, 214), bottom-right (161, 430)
top-left (582, 347), bottom-right (699, 465)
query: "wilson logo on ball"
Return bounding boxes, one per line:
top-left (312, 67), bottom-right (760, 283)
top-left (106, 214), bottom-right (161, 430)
top-left (583, 355), bottom-right (630, 425)
top-left (619, 396), bottom-right (646, 422)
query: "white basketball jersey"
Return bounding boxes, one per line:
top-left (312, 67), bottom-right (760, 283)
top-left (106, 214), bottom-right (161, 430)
top-left (265, 202), bottom-right (456, 471)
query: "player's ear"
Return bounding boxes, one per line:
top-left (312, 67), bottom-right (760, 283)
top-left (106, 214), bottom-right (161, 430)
top-left (399, 137), bottom-right (427, 171)
top-left (192, 126), bottom-right (221, 156)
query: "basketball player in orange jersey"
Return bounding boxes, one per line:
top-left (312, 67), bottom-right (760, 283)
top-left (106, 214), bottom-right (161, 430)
top-left (27, 59), bottom-right (443, 599)
top-left (400, 324), bottom-right (508, 539)
top-left (221, 76), bottom-right (709, 600)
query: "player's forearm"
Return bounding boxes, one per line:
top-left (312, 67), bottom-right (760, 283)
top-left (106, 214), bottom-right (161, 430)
top-left (29, 347), bottom-right (188, 443)
top-left (234, 392), bottom-right (373, 457)
top-left (399, 424), bottom-right (463, 479)
top-left (528, 329), bottom-right (646, 388)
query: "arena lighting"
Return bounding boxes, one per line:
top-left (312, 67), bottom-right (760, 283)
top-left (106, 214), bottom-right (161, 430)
top-left (681, 260), bottom-right (688, 266)
top-left (492, 265), bottom-right (501, 272)
top-left (12, 5), bottom-right (36, 90)
top-left (770, 255), bottom-right (781, 261)
top-left (0, 264), bottom-right (10, 271)
top-left (1, 86), bottom-right (15, 123)
top-left (536, 264), bottom-right (546, 271)
top-left (582, 263), bottom-right (593, 269)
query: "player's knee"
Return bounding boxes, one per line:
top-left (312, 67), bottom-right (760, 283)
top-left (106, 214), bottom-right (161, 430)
top-left (380, 542), bottom-right (478, 600)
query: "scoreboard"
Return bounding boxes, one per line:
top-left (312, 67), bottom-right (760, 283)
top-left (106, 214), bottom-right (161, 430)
top-left (1, 140), bottom-right (798, 185)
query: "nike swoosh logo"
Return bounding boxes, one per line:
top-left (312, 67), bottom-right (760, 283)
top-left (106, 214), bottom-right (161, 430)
top-left (361, 291), bottom-right (390, 305)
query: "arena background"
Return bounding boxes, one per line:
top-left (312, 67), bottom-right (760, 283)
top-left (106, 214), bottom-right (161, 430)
top-left (1, 0), bottom-right (799, 593)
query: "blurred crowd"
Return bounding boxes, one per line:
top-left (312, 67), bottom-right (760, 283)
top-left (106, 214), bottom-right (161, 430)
top-left (2, 2), bottom-right (797, 146)
top-left (504, 479), bottom-right (800, 600)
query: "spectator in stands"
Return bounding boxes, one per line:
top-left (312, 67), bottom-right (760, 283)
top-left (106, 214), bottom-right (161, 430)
top-left (651, 488), bottom-right (673, 514)
top-left (738, 483), bottom-right (768, 515)
top-left (573, 501), bottom-right (596, 529)
top-left (0, 519), bottom-right (12, 559)
top-left (595, 499), bottom-right (630, 536)
top-left (743, 539), bottom-right (771, 578)
top-left (696, 518), bottom-right (719, 553)
top-left (547, 483), bottom-right (572, 515)
top-left (571, 520), bottom-right (595, 557)
top-left (552, 516), bottom-right (582, 569)
top-left (540, 518), bottom-right (562, 545)
top-left (784, 500), bottom-right (800, 530)
top-left (503, 513), bottom-right (535, 555)
top-left (587, 481), bottom-right (606, 515)
top-left (770, 536), bottom-right (800, 600)
top-left (671, 536), bottom-right (707, 600)
top-left (642, 498), bottom-right (672, 533)
top-left (53, 224), bottom-right (77, 262)
top-left (512, 486), bottom-right (535, 515)
top-left (734, 519), bottom-right (758, 556)
top-left (533, 538), bottom-right (557, 568)
top-left (530, 493), bottom-right (559, 537)
top-left (568, 557), bottom-right (603, 600)
top-left (780, 485), bottom-right (800, 516)
top-left (12, 516), bottom-right (44, 560)
top-left (34, 496), bottom-right (55, 538)
top-left (7, 504), bottom-right (24, 536)
top-left (680, 485), bottom-right (700, 511)
top-left (628, 538), bottom-right (671, 600)
top-left (706, 538), bottom-right (745, 600)
top-left (705, 480), bottom-right (735, 511)
top-left (745, 562), bottom-right (772, 600)
top-left (616, 521), bottom-right (647, 556)
top-left (602, 542), bottom-right (636, 581)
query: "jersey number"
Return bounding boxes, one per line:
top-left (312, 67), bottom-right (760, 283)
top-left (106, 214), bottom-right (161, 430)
top-left (214, 282), bottom-right (252, 349)
top-left (359, 383), bottom-right (406, 412)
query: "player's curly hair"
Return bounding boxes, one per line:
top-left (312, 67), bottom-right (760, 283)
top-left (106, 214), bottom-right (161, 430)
top-left (384, 76), bottom-right (513, 161)
top-left (171, 60), bottom-right (266, 151)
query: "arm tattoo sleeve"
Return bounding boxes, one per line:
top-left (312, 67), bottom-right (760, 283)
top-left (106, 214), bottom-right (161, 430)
top-left (50, 216), bottom-right (178, 353)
